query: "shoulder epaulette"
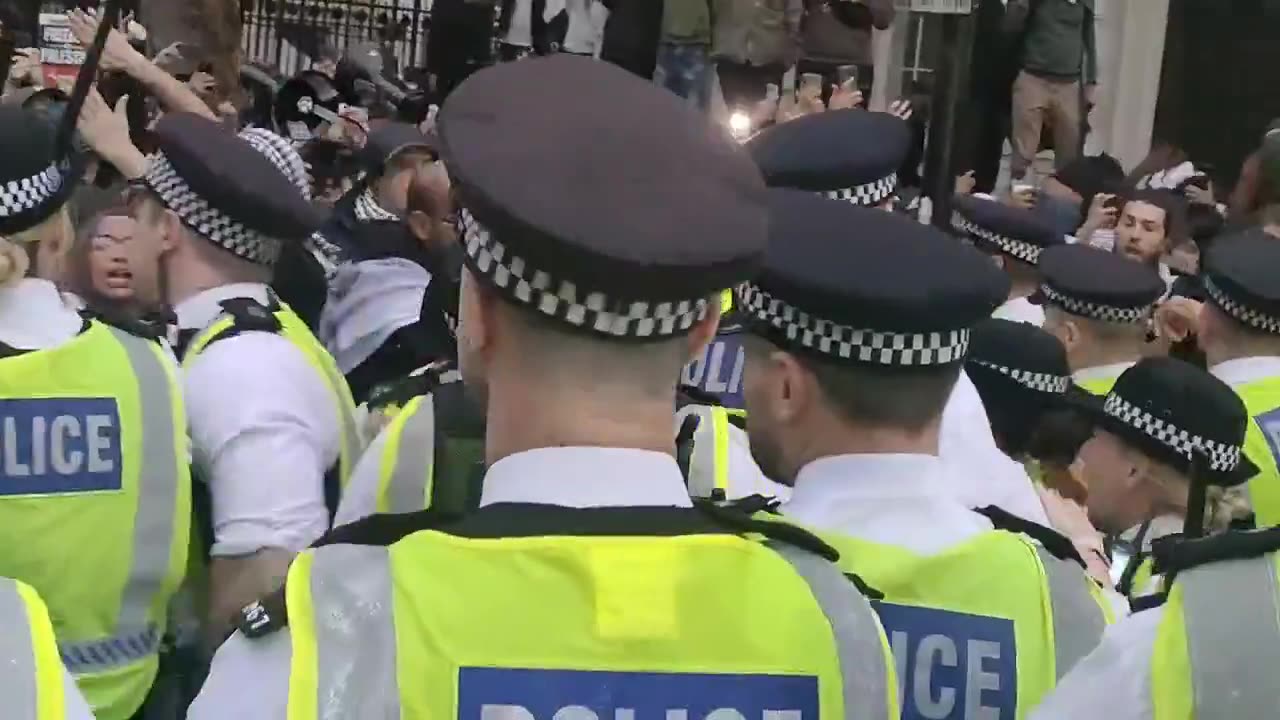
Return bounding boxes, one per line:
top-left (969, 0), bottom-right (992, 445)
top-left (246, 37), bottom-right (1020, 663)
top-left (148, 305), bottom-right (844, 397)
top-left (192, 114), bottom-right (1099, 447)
top-left (1151, 526), bottom-right (1280, 577)
top-left (366, 362), bottom-right (457, 412)
top-left (974, 505), bottom-right (1087, 568)
top-left (80, 308), bottom-right (166, 343)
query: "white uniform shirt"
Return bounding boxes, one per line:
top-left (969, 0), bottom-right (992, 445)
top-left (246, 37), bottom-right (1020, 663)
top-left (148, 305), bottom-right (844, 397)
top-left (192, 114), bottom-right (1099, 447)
top-left (1029, 608), bottom-right (1164, 719)
top-left (783, 454), bottom-right (994, 553)
top-left (0, 278), bottom-right (84, 349)
top-left (992, 296), bottom-right (1045, 326)
top-left (1073, 360), bottom-right (1137, 388)
top-left (941, 370), bottom-right (1052, 525)
top-left (178, 283), bottom-right (340, 556)
top-left (189, 447), bottom-right (694, 718)
top-left (1212, 356), bottom-right (1280, 390)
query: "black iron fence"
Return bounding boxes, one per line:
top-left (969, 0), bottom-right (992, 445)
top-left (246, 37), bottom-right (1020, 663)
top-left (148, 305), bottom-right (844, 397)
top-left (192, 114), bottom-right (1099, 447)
top-left (241, 0), bottom-right (431, 77)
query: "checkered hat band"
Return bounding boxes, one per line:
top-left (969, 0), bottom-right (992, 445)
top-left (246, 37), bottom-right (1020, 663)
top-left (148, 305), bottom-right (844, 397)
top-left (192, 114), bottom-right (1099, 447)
top-left (460, 210), bottom-right (710, 339)
top-left (0, 163), bottom-right (63, 219)
top-left (823, 173), bottom-right (897, 207)
top-left (1039, 283), bottom-right (1149, 324)
top-left (740, 283), bottom-right (969, 366)
top-left (970, 359), bottom-right (1070, 394)
top-left (1203, 276), bottom-right (1280, 335)
top-left (144, 153), bottom-right (281, 266)
top-left (954, 216), bottom-right (1043, 265)
top-left (1103, 393), bottom-right (1242, 473)
top-left (240, 129), bottom-right (310, 200)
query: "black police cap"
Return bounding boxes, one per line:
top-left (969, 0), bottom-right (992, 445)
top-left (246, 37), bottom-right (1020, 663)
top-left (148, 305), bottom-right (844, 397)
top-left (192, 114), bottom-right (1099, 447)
top-left (952, 194), bottom-right (1064, 265)
top-left (740, 189), bottom-right (1008, 367)
top-left (1037, 244), bottom-right (1165, 324)
top-left (967, 318), bottom-right (1072, 396)
top-left (1202, 229), bottom-right (1280, 335)
top-left (0, 106), bottom-right (75, 236)
top-left (363, 122), bottom-right (438, 172)
top-left (145, 113), bottom-right (321, 266)
top-left (745, 110), bottom-right (910, 206)
top-left (1080, 357), bottom-right (1258, 487)
top-left (438, 55), bottom-right (767, 341)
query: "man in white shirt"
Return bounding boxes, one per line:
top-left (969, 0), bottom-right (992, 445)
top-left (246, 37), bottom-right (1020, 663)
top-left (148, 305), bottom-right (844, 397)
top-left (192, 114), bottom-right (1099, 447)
top-left (126, 112), bottom-right (354, 647)
top-left (191, 54), bottom-right (895, 719)
top-left (1038, 244), bottom-right (1165, 396)
top-left (953, 193), bottom-right (1065, 327)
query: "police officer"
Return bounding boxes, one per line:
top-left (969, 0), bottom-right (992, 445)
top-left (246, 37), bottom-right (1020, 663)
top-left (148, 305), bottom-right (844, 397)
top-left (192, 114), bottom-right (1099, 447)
top-left (1030, 359), bottom-right (1263, 719)
top-left (741, 191), bottom-right (1114, 718)
top-left (738, 109), bottom-right (1052, 524)
top-left (0, 577), bottom-right (96, 719)
top-left (190, 55), bottom-right (899, 719)
top-left (126, 113), bottom-right (360, 646)
top-left (1071, 358), bottom-right (1258, 606)
top-left (953, 194), bottom-right (1066, 326)
top-left (1198, 230), bottom-right (1280, 527)
top-left (1038, 244), bottom-right (1166, 395)
top-left (0, 106), bottom-right (191, 720)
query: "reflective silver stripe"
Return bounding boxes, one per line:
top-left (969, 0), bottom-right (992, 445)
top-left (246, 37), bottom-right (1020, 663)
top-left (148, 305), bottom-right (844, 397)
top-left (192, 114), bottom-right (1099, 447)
top-left (1181, 555), bottom-right (1280, 716)
top-left (1035, 546), bottom-right (1107, 678)
top-left (309, 544), bottom-right (401, 717)
top-left (311, 351), bottom-right (361, 484)
top-left (769, 542), bottom-right (892, 720)
top-left (65, 327), bottom-right (182, 675)
top-left (60, 625), bottom-right (162, 674)
top-left (386, 394), bottom-right (437, 514)
top-left (0, 578), bottom-right (39, 719)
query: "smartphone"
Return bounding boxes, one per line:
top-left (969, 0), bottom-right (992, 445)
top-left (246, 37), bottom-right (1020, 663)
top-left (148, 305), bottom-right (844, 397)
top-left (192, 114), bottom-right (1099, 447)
top-left (765, 83), bottom-right (780, 103)
top-left (836, 64), bottom-right (859, 88)
top-left (800, 72), bottom-right (823, 94)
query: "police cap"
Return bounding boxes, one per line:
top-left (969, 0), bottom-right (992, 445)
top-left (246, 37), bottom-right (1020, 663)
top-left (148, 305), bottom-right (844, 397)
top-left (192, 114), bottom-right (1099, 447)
top-left (967, 318), bottom-right (1072, 398)
top-left (740, 189), bottom-right (1007, 367)
top-left (952, 194), bottom-right (1064, 265)
top-left (1037, 244), bottom-right (1164, 324)
top-left (0, 106), bottom-right (75, 235)
top-left (745, 110), bottom-right (910, 206)
top-left (143, 113), bottom-right (321, 267)
top-left (1080, 357), bottom-right (1258, 487)
top-left (438, 55), bottom-right (767, 342)
top-left (1201, 229), bottom-right (1280, 335)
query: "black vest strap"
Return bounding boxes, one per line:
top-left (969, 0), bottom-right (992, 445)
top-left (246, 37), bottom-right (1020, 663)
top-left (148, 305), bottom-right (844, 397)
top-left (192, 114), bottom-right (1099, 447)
top-left (1152, 526), bottom-right (1280, 577)
top-left (79, 307), bottom-right (165, 342)
top-left (974, 505), bottom-right (1087, 568)
top-left (1116, 519), bottom-right (1155, 599)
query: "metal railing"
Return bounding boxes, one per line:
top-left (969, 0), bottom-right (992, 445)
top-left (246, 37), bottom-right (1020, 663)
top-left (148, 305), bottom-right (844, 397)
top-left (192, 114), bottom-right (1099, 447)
top-left (240, 0), bottom-right (432, 76)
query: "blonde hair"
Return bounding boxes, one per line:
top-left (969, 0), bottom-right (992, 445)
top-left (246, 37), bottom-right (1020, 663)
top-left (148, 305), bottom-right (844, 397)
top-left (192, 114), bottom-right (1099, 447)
top-left (0, 209), bottom-right (73, 287)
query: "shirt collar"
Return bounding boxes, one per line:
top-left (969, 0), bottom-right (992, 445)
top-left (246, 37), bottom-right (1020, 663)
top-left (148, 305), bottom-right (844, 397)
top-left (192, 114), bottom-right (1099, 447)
top-left (1211, 356), bottom-right (1280, 388)
top-left (784, 453), bottom-right (947, 521)
top-left (174, 283), bottom-right (271, 330)
top-left (479, 447), bottom-right (694, 509)
top-left (1073, 360), bottom-right (1137, 384)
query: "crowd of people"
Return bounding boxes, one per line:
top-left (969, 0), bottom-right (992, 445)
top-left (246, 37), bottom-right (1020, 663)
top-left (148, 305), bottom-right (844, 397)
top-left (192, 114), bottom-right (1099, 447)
top-left (2, 4), bottom-right (1280, 720)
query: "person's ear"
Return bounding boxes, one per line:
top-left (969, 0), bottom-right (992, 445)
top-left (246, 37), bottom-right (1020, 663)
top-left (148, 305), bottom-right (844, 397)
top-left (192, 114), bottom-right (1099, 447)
top-left (160, 209), bottom-right (183, 255)
top-left (684, 303), bottom-right (722, 364)
top-left (406, 210), bottom-right (433, 244)
top-left (457, 268), bottom-right (493, 358)
top-left (772, 350), bottom-right (814, 424)
top-left (1063, 317), bottom-right (1082, 352)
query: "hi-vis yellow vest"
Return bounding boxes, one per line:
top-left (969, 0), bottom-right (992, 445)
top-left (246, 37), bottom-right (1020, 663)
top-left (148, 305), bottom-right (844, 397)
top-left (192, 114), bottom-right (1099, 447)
top-left (1151, 547), bottom-right (1280, 719)
top-left (359, 370), bottom-right (485, 517)
top-left (1077, 374), bottom-right (1121, 396)
top-left (283, 513), bottom-right (900, 719)
top-left (0, 577), bottom-right (68, 720)
top-left (183, 299), bottom-right (361, 498)
top-left (1234, 376), bottom-right (1280, 527)
top-left (0, 321), bottom-right (190, 720)
top-left (819, 530), bottom-right (1114, 719)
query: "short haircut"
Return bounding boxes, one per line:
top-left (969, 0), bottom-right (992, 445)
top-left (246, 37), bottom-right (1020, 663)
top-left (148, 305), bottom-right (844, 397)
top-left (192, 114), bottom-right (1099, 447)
top-left (1124, 188), bottom-right (1188, 244)
top-left (800, 352), bottom-right (961, 432)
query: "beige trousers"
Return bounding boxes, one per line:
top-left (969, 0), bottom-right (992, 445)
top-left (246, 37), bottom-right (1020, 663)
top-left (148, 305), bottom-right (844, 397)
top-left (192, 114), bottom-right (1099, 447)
top-left (1010, 70), bottom-right (1082, 178)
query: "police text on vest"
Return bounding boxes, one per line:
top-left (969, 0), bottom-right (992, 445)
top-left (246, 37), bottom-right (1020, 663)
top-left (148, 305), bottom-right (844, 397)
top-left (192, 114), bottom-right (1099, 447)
top-left (0, 398), bottom-right (123, 495)
top-left (460, 667), bottom-right (819, 720)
